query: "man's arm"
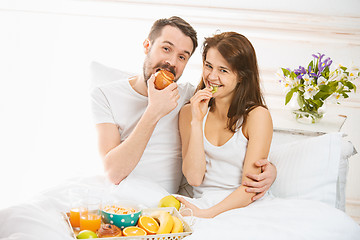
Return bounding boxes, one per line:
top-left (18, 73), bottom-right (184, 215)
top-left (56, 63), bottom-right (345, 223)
top-left (96, 109), bottom-right (159, 184)
top-left (96, 75), bottom-right (180, 184)
top-left (242, 155), bottom-right (277, 201)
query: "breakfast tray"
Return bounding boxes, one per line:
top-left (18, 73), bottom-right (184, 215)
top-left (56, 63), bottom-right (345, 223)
top-left (63, 207), bottom-right (193, 240)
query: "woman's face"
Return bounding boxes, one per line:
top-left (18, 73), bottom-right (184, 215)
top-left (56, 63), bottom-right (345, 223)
top-left (202, 47), bottom-right (238, 98)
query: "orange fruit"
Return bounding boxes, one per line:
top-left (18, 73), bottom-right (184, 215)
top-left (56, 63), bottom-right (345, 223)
top-left (123, 226), bottom-right (147, 236)
top-left (138, 215), bottom-right (159, 235)
top-left (154, 69), bottom-right (174, 90)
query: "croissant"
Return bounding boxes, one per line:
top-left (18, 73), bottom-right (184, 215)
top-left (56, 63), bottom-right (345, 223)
top-left (97, 224), bottom-right (122, 238)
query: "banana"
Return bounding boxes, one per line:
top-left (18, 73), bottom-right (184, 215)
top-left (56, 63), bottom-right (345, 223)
top-left (171, 216), bottom-right (183, 233)
top-left (150, 211), bottom-right (174, 234)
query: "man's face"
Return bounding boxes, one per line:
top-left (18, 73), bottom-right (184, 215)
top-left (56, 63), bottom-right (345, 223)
top-left (143, 25), bottom-right (194, 83)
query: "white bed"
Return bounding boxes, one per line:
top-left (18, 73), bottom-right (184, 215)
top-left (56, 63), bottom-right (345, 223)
top-left (1, 63), bottom-right (359, 240)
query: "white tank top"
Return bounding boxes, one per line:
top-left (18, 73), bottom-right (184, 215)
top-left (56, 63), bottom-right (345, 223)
top-left (192, 108), bottom-right (248, 198)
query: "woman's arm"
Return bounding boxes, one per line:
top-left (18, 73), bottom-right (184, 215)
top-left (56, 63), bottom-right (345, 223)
top-left (179, 88), bottom-right (213, 186)
top-left (179, 106), bottom-right (273, 218)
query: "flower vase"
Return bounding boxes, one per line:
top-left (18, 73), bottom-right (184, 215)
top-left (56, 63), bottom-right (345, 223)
top-left (288, 92), bottom-right (326, 124)
top-left (292, 109), bottom-right (325, 124)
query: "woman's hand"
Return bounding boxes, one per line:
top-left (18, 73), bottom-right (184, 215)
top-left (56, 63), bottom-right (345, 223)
top-left (189, 88), bottom-right (213, 123)
top-left (177, 197), bottom-right (213, 218)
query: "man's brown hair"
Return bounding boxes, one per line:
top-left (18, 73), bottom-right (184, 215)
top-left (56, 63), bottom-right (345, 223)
top-left (148, 16), bottom-right (198, 55)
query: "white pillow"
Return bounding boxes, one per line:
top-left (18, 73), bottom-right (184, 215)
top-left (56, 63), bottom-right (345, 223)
top-left (90, 61), bottom-right (133, 87)
top-left (269, 132), bottom-right (355, 210)
top-left (336, 139), bottom-right (357, 210)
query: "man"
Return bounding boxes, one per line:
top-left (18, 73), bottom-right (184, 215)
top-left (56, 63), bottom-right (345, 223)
top-left (91, 16), bottom-right (275, 199)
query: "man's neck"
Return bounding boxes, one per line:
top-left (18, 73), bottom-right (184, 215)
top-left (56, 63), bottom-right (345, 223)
top-left (129, 75), bottom-right (148, 97)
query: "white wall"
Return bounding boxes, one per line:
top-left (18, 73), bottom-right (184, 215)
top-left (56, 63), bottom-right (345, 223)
top-left (1, 0), bottom-right (359, 221)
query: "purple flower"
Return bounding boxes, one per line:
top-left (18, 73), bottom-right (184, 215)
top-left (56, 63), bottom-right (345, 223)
top-left (308, 65), bottom-right (317, 78)
top-left (318, 62), bottom-right (325, 74)
top-left (294, 66), bottom-right (306, 74)
top-left (294, 66), bottom-right (307, 79)
top-left (317, 55), bottom-right (333, 76)
top-left (309, 72), bottom-right (317, 78)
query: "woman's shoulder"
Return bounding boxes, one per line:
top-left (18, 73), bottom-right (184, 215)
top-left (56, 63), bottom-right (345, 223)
top-left (179, 103), bottom-right (192, 121)
top-left (180, 103), bottom-right (191, 114)
top-left (247, 106), bottom-right (271, 120)
top-left (243, 106), bottom-right (272, 137)
top-left (179, 104), bottom-right (192, 126)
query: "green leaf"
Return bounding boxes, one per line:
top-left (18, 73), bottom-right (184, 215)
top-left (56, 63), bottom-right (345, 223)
top-left (343, 81), bottom-right (355, 90)
top-left (285, 88), bottom-right (296, 105)
top-left (312, 99), bottom-right (323, 108)
top-left (308, 61), bottom-right (314, 72)
top-left (343, 93), bottom-right (349, 98)
top-left (314, 91), bottom-right (332, 101)
top-left (281, 68), bottom-right (290, 76)
top-left (322, 66), bottom-right (330, 78)
top-left (340, 66), bottom-right (347, 72)
top-left (328, 81), bottom-right (338, 87)
top-left (297, 93), bottom-right (305, 108)
top-left (314, 59), bottom-right (319, 73)
top-left (318, 85), bottom-right (333, 93)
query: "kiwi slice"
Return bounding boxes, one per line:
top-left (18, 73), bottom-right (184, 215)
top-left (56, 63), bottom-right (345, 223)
top-left (211, 86), bottom-right (218, 94)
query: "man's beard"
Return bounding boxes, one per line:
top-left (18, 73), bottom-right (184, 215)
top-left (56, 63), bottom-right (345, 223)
top-left (143, 55), bottom-right (152, 85)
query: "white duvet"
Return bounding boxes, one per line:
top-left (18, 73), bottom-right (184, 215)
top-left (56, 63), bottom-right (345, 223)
top-left (1, 175), bottom-right (359, 240)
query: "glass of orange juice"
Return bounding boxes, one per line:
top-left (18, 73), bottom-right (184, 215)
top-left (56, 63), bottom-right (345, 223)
top-left (79, 197), bottom-right (102, 232)
top-left (68, 188), bottom-right (88, 228)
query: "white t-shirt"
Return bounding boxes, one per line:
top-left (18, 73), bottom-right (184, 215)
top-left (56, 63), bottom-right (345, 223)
top-left (91, 77), bottom-right (195, 193)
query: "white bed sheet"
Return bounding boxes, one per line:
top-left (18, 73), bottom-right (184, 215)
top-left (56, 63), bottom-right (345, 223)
top-left (1, 175), bottom-right (359, 240)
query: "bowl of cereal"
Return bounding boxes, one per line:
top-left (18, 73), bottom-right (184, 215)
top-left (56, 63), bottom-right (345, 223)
top-left (101, 201), bottom-right (142, 230)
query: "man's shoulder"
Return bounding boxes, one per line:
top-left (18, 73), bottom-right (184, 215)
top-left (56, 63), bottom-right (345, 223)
top-left (91, 78), bottom-right (130, 96)
top-left (178, 82), bottom-right (195, 95)
top-left (98, 77), bottom-right (130, 89)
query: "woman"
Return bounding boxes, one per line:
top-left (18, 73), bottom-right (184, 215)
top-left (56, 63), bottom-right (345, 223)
top-left (178, 32), bottom-right (273, 218)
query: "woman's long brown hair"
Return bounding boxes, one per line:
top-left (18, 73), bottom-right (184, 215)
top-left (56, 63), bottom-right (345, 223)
top-left (196, 32), bottom-right (266, 132)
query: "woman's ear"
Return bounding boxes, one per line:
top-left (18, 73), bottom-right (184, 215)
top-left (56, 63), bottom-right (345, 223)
top-left (143, 39), bottom-right (151, 54)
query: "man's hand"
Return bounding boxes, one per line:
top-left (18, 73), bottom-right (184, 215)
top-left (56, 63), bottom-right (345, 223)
top-left (147, 74), bottom-right (180, 120)
top-left (242, 159), bottom-right (277, 201)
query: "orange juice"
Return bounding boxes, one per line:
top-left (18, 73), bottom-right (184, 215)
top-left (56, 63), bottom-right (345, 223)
top-left (80, 213), bottom-right (101, 232)
top-left (69, 208), bottom-right (81, 228)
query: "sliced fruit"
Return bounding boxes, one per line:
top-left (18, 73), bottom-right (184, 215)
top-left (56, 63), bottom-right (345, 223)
top-left (150, 211), bottom-right (174, 234)
top-left (171, 216), bottom-right (183, 233)
top-left (123, 226), bottom-right (147, 236)
top-left (211, 85), bottom-right (218, 93)
top-left (158, 195), bottom-right (181, 211)
top-left (138, 215), bottom-right (159, 235)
